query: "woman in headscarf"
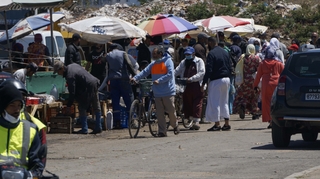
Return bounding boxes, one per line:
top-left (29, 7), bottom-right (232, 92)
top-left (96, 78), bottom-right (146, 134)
top-left (233, 44), bottom-right (261, 120)
top-left (269, 38), bottom-right (284, 64)
top-left (253, 47), bottom-right (284, 128)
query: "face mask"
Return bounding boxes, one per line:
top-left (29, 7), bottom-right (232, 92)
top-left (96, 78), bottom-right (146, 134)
top-left (186, 55), bottom-right (193, 60)
top-left (3, 110), bottom-right (20, 123)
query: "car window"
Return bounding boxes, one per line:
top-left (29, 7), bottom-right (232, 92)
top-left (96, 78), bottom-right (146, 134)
top-left (56, 36), bottom-right (66, 57)
top-left (45, 37), bottom-right (57, 56)
top-left (289, 53), bottom-right (320, 77)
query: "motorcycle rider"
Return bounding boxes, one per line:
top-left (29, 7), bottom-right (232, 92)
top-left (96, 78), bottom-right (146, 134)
top-left (1, 79), bottom-right (47, 169)
top-left (0, 82), bottom-right (43, 178)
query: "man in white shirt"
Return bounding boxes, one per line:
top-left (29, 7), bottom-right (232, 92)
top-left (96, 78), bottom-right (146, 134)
top-left (13, 62), bottom-right (38, 86)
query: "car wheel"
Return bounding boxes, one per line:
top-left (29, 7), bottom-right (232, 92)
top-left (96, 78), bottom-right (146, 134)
top-left (272, 121), bottom-right (291, 148)
top-left (302, 132), bottom-right (318, 142)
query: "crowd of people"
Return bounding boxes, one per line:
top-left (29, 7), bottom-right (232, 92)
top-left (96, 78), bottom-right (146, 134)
top-left (1, 29), bottom-right (319, 177)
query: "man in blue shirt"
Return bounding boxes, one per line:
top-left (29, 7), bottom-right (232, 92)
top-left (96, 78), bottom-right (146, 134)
top-left (132, 46), bottom-right (180, 137)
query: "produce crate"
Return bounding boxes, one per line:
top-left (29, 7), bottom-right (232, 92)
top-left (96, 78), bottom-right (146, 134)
top-left (49, 116), bottom-right (73, 134)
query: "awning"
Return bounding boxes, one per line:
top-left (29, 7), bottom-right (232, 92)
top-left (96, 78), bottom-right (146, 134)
top-left (0, 0), bottom-right (73, 11)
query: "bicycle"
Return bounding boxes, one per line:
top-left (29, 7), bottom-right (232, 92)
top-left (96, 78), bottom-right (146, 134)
top-left (128, 79), bottom-right (158, 138)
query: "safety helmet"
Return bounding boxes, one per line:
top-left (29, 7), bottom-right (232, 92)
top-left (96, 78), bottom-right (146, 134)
top-left (0, 79), bottom-right (28, 96)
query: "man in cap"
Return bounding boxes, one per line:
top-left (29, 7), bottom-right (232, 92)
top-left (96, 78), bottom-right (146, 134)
top-left (13, 62), bottom-right (38, 87)
top-left (53, 60), bottom-right (102, 134)
top-left (175, 46), bottom-right (205, 130)
top-left (27, 33), bottom-right (51, 68)
top-left (65, 33), bottom-right (82, 66)
top-left (194, 32), bottom-right (210, 63)
top-left (271, 32), bottom-right (289, 59)
top-left (0, 82), bottom-right (43, 177)
top-left (105, 43), bottom-right (138, 129)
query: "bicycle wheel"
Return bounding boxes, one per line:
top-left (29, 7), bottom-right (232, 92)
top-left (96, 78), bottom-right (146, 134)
top-left (148, 99), bottom-right (158, 137)
top-left (182, 113), bottom-right (193, 128)
top-left (129, 99), bottom-right (141, 138)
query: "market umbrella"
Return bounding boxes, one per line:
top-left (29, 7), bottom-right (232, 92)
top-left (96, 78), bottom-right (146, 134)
top-left (0, 12), bottom-right (65, 42)
top-left (202, 16), bottom-right (251, 32)
top-left (58, 16), bottom-right (147, 44)
top-left (137, 14), bottom-right (198, 36)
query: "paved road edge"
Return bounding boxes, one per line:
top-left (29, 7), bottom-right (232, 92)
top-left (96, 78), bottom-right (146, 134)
top-left (285, 165), bottom-right (320, 179)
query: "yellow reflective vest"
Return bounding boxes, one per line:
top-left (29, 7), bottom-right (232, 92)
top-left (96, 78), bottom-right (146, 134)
top-left (20, 112), bottom-right (46, 131)
top-left (0, 120), bottom-right (37, 168)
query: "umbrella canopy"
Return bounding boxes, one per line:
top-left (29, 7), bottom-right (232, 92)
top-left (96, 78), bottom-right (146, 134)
top-left (59, 16), bottom-right (147, 44)
top-left (137, 14), bottom-right (198, 36)
top-left (0, 12), bottom-right (65, 42)
top-left (202, 16), bottom-right (251, 32)
top-left (225, 18), bottom-right (255, 33)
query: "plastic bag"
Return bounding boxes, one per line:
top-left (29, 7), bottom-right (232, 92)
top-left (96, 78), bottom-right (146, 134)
top-left (235, 54), bottom-right (245, 86)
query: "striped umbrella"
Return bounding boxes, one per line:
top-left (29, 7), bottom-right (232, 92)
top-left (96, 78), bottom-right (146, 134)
top-left (137, 14), bottom-right (198, 36)
top-left (202, 16), bottom-right (251, 32)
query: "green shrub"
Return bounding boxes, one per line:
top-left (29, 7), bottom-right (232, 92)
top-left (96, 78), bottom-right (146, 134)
top-left (246, 3), bottom-right (272, 14)
top-left (216, 4), bottom-right (240, 16)
top-left (186, 2), bottom-right (214, 22)
top-left (211, 0), bottom-right (237, 5)
top-left (262, 13), bottom-right (284, 29)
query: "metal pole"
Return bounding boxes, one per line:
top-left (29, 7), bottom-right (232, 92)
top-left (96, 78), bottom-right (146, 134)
top-left (50, 8), bottom-right (54, 65)
top-left (4, 11), bottom-right (13, 73)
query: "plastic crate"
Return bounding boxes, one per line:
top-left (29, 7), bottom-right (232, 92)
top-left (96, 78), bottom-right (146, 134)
top-left (119, 106), bottom-right (128, 128)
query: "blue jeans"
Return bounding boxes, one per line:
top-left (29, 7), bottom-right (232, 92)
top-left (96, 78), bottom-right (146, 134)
top-left (229, 75), bottom-right (235, 115)
top-left (109, 79), bottom-right (134, 122)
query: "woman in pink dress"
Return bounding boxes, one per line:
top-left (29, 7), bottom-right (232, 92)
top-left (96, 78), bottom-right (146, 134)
top-left (253, 47), bottom-right (284, 128)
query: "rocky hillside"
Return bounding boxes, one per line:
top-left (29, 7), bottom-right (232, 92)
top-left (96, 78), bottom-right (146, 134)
top-left (61, 0), bottom-right (319, 44)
